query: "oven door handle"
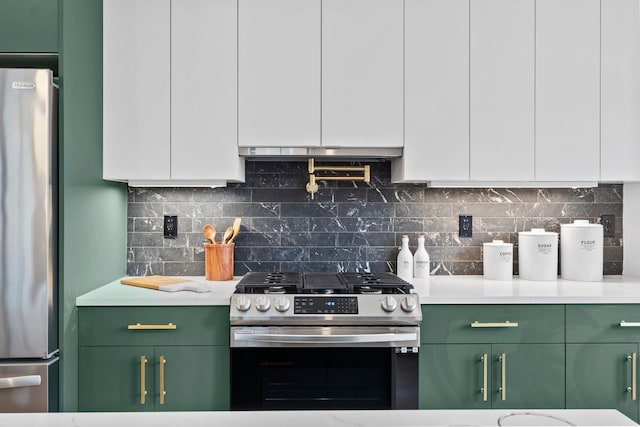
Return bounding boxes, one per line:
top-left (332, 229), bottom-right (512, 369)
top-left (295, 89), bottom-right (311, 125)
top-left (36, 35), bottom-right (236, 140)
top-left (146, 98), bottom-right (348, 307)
top-left (233, 331), bottom-right (418, 344)
top-left (0, 375), bottom-right (41, 390)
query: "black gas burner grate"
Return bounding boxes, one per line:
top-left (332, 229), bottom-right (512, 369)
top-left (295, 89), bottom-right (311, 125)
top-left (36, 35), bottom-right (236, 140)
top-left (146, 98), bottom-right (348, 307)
top-left (235, 272), bottom-right (413, 295)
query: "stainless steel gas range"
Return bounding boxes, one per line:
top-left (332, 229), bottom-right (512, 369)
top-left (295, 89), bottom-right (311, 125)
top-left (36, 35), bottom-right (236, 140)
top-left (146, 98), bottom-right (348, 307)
top-left (229, 272), bottom-right (421, 411)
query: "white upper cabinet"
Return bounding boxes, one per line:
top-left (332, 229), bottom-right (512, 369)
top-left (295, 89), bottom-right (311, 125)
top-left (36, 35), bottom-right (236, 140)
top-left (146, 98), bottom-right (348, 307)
top-left (238, 0), bottom-right (321, 148)
top-left (470, 0), bottom-right (535, 181)
top-left (601, 0), bottom-right (640, 182)
top-left (103, 0), bottom-right (171, 181)
top-left (172, 0), bottom-right (244, 182)
top-left (322, 0), bottom-right (404, 148)
top-left (103, 0), bottom-right (244, 185)
top-left (535, 0), bottom-right (600, 181)
top-left (393, 0), bottom-right (469, 182)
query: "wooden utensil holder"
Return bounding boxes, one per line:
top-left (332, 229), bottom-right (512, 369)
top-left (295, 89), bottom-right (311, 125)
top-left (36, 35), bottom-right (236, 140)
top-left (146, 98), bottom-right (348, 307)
top-left (204, 243), bottom-right (234, 281)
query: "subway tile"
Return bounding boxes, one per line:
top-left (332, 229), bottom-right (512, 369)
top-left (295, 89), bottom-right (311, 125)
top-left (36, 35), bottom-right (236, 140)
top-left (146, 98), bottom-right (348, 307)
top-left (125, 161), bottom-right (623, 276)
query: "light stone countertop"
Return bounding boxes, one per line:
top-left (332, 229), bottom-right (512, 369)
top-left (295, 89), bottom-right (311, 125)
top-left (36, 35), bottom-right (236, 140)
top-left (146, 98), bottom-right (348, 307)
top-left (75, 275), bottom-right (640, 307)
top-left (0, 409), bottom-right (636, 426)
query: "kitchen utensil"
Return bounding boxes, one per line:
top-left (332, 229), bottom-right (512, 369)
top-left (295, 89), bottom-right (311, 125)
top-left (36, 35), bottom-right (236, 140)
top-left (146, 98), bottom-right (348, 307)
top-left (120, 276), bottom-right (211, 293)
top-left (203, 224), bottom-right (216, 243)
top-left (230, 217), bottom-right (241, 243)
top-left (222, 226), bottom-right (234, 244)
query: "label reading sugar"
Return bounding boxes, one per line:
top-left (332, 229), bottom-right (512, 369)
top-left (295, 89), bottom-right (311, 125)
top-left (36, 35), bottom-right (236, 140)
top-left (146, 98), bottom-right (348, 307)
top-left (537, 243), bottom-right (553, 255)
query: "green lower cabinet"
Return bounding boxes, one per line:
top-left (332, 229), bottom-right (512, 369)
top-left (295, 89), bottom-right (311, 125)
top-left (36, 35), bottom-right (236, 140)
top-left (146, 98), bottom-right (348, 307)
top-left (79, 345), bottom-right (229, 411)
top-left (79, 346), bottom-right (154, 412)
top-left (566, 343), bottom-right (638, 422)
top-left (154, 346), bottom-right (229, 411)
top-left (420, 344), bottom-right (564, 410)
top-left (420, 344), bottom-right (492, 409)
top-left (491, 344), bottom-right (565, 409)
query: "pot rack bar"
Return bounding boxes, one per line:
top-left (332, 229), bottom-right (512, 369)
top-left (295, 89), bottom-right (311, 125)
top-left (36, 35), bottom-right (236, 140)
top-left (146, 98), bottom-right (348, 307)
top-left (305, 158), bottom-right (371, 199)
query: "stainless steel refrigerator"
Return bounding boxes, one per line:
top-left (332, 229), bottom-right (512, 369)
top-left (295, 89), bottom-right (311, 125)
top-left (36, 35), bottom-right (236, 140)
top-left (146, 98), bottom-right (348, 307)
top-left (0, 68), bottom-right (58, 412)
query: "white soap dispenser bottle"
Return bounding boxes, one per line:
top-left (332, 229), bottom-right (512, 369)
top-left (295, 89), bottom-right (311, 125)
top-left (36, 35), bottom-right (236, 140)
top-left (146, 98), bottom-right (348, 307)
top-left (414, 234), bottom-right (430, 278)
top-left (396, 235), bottom-right (413, 282)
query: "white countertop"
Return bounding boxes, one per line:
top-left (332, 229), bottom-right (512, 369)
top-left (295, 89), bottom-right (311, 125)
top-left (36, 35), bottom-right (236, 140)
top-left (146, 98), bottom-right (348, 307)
top-left (75, 275), bottom-right (640, 306)
top-left (75, 276), bottom-right (240, 306)
top-left (0, 409), bottom-right (635, 427)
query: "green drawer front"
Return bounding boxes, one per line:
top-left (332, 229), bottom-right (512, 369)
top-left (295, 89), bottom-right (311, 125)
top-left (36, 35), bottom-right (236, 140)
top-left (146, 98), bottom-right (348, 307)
top-left (566, 305), bottom-right (640, 343)
top-left (79, 306), bottom-right (229, 346)
top-left (421, 305), bottom-right (565, 344)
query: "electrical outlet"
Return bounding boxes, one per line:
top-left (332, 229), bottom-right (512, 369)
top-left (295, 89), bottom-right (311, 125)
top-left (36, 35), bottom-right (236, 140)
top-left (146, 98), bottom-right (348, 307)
top-left (601, 214), bottom-right (615, 238)
top-left (164, 215), bottom-right (178, 239)
top-left (459, 215), bottom-right (473, 238)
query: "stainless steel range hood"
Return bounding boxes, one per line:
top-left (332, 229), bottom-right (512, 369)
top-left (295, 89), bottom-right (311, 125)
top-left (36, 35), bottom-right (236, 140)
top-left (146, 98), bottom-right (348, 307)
top-left (238, 146), bottom-right (403, 160)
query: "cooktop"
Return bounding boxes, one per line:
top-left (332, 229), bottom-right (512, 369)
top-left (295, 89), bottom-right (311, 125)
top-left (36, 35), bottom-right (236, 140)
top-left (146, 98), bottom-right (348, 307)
top-left (235, 272), bottom-right (413, 295)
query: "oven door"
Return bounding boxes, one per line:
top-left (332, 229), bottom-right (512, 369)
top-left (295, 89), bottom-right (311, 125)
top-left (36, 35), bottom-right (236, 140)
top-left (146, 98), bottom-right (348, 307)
top-left (230, 326), bottom-right (419, 410)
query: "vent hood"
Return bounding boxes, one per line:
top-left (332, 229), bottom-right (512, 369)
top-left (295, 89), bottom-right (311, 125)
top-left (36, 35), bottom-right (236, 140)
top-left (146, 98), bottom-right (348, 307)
top-left (238, 147), bottom-right (403, 160)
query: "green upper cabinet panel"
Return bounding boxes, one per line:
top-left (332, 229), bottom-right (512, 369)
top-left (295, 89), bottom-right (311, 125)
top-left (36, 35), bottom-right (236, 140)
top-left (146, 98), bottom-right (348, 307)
top-left (0, 0), bottom-right (59, 52)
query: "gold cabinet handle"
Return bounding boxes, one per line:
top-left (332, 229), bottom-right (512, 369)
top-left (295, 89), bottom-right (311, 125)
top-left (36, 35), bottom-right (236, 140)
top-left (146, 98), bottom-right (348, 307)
top-left (128, 323), bottom-right (177, 330)
top-left (499, 353), bottom-right (506, 401)
top-left (619, 321), bottom-right (640, 327)
top-left (159, 356), bottom-right (166, 405)
top-left (628, 353), bottom-right (637, 400)
top-left (480, 354), bottom-right (488, 402)
top-left (471, 321), bottom-right (518, 328)
top-left (140, 356), bottom-right (148, 405)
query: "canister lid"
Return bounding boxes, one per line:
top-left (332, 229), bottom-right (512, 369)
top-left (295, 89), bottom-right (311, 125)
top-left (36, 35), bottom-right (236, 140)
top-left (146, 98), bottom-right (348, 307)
top-left (518, 228), bottom-right (558, 236)
top-left (560, 220), bottom-right (603, 229)
top-left (483, 240), bottom-right (513, 247)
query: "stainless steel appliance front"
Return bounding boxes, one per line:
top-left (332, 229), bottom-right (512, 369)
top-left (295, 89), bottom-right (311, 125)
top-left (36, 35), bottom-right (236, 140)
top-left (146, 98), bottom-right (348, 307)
top-left (0, 68), bottom-right (58, 412)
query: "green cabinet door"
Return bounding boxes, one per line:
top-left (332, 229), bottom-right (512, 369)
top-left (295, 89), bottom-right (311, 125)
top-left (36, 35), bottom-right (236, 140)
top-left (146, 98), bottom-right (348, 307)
top-left (420, 344), bottom-right (492, 409)
top-left (0, 0), bottom-right (59, 52)
top-left (79, 346), bottom-right (154, 412)
top-left (155, 346), bottom-right (230, 411)
top-left (566, 343), bottom-right (638, 422)
top-left (491, 344), bottom-right (565, 409)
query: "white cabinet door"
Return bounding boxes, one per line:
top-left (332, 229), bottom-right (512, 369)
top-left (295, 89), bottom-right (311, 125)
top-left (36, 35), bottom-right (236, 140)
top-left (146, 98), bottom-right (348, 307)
top-left (322, 0), bottom-right (403, 148)
top-left (535, 0), bottom-right (600, 181)
top-left (238, 0), bottom-right (321, 148)
top-left (393, 0), bottom-right (469, 182)
top-left (601, 0), bottom-right (640, 182)
top-left (172, 0), bottom-right (244, 182)
top-left (103, 0), bottom-right (170, 181)
top-left (470, 0), bottom-right (534, 181)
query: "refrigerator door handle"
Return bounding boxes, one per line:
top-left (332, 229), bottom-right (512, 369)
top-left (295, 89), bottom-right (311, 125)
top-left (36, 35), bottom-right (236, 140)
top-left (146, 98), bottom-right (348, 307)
top-left (0, 375), bottom-right (42, 389)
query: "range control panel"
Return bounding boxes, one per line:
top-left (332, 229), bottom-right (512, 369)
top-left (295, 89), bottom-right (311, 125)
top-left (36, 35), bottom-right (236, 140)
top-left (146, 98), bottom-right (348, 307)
top-left (294, 296), bottom-right (358, 314)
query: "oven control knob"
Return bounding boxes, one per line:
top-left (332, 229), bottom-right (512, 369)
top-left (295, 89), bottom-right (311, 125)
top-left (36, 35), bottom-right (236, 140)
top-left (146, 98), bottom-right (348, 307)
top-left (274, 296), bottom-right (290, 312)
top-left (381, 296), bottom-right (397, 312)
top-left (401, 296), bottom-right (418, 312)
top-left (256, 295), bottom-right (271, 312)
top-left (235, 295), bottom-right (251, 312)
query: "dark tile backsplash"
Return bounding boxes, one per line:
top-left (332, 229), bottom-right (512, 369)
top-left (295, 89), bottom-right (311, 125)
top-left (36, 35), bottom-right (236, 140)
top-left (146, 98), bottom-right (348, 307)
top-left (127, 161), bottom-right (623, 276)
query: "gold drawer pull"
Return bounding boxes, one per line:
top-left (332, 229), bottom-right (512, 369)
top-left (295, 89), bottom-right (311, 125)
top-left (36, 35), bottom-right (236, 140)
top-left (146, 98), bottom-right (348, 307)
top-left (619, 321), bottom-right (640, 327)
top-left (159, 356), bottom-right (166, 405)
top-left (480, 354), bottom-right (488, 402)
top-left (140, 356), bottom-right (147, 405)
top-left (499, 353), bottom-right (507, 401)
top-left (471, 321), bottom-right (518, 328)
top-left (128, 323), bottom-right (176, 330)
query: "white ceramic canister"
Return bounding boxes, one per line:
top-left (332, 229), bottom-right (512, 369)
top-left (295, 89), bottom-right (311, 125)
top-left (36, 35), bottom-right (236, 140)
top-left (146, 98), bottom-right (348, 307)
top-left (518, 228), bottom-right (558, 281)
top-left (483, 240), bottom-right (513, 281)
top-left (560, 220), bottom-right (603, 282)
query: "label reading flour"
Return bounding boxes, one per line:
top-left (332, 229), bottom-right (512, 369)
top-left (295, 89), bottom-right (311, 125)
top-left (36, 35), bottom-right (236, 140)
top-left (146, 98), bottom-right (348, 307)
top-left (580, 240), bottom-right (597, 252)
